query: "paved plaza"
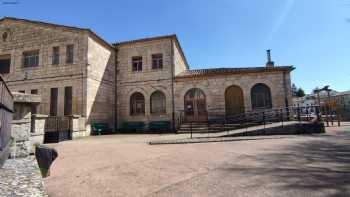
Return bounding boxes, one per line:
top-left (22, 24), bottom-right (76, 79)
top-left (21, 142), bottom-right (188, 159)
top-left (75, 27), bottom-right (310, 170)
top-left (44, 123), bottom-right (350, 197)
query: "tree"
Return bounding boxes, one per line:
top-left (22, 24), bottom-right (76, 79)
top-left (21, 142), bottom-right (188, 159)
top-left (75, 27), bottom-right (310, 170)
top-left (292, 83), bottom-right (298, 97)
top-left (313, 87), bottom-right (320, 94)
top-left (296, 88), bottom-right (305, 97)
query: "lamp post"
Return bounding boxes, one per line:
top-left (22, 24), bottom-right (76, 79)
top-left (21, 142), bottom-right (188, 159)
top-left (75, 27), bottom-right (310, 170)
top-left (323, 86), bottom-right (333, 125)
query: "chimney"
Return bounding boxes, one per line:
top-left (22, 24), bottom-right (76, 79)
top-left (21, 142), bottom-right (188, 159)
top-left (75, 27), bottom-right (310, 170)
top-left (266, 49), bottom-right (274, 68)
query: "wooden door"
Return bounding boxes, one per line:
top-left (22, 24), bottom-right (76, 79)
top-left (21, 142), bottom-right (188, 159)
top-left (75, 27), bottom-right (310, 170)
top-left (225, 86), bottom-right (244, 116)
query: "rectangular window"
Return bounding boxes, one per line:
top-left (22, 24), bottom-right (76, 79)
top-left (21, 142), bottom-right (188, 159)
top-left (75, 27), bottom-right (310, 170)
top-left (23, 50), bottom-right (39, 67)
top-left (52, 46), bottom-right (60, 65)
top-left (64, 86), bottom-right (73, 116)
top-left (50, 88), bottom-right (58, 116)
top-left (31, 89), bottom-right (38, 114)
top-left (152, 54), bottom-right (163, 70)
top-left (132, 56), bottom-right (142, 71)
top-left (31, 89), bottom-right (38, 94)
top-left (66, 44), bottom-right (74, 64)
top-left (19, 90), bottom-right (25, 93)
top-left (0, 54), bottom-right (11, 74)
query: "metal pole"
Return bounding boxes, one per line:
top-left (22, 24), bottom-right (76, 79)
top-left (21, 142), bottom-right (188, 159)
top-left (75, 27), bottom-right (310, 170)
top-left (281, 108), bottom-right (284, 127)
top-left (337, 109), bottom-right (341, 127)
top-left (190, 122), bottom-right (192, 139)
top-left (316, 105), bottom-right (321, 122)
top-left (263, 111), bottom-right (266, 130)
top-left (297, 104), bottom-right (301, 122)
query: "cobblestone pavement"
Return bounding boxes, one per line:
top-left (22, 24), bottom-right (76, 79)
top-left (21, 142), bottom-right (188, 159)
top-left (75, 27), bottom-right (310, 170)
top-left (44, 123), bottom-right (350, 197)
top-left (0, 156), bottom-right (46, 197)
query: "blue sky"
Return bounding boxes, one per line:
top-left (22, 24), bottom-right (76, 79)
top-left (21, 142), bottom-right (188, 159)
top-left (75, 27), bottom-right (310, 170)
top-left (1, 0), bottom-right (349, 93)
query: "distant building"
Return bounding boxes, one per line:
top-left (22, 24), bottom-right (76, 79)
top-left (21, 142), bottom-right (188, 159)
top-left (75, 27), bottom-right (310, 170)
top-left (293, 90), bottom-right (350, 119)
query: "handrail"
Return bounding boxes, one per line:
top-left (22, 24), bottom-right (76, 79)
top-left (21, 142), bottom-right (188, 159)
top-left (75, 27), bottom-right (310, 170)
top-left (176, 105), bottom-right (327, 134)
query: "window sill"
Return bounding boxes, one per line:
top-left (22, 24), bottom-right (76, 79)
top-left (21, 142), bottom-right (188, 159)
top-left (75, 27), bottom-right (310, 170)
top-left (150, 112), bottom-right (167, 115)
top-left (130, 114), bottom-right (145, 117)
top-left (22, 66), bottom-right (40, 70)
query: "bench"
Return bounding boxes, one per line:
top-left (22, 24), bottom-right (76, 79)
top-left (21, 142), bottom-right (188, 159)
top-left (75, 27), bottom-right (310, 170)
top-left (149, 121), bottom-right (171, 132)
top-left (121, 122), bottom-right (145, 132)
top-left (91, 123), bottom-right (110, 135)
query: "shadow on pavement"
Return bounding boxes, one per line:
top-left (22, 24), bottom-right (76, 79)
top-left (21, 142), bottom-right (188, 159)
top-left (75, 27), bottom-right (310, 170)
top-left (224, 138), bottom-right (350, 196)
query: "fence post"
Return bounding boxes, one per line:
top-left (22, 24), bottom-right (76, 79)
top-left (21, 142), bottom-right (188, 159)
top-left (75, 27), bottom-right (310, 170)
top-left (331, 111), bottom-right (334, 126)
top-left (190, 122), bottom-right (192, 139)
top-left (280, 108), bottom-right (284, 127)
top-left (262, 111), bottom-right (266, 132)
top-left (297, 104), bottom-right (301, 122)
top-left (316, 105), bottom-right (321, 122)
top-left (263, 111), bottom-right (265, 125)
top-left (336, 109), bottom-right (341, 127)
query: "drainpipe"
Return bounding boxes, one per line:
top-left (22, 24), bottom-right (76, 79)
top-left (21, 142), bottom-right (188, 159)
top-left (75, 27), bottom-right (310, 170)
top-left (170, 40), bottom-right (176, 132)
top-left (283, 71), bottom-right (289, 107)
top-left (114, 48), bottom-right (118, 131)
top-left (283, 71), bottom-right (290, 119)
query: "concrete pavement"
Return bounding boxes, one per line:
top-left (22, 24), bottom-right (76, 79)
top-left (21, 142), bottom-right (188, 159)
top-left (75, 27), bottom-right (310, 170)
top-left (44, 123), bottom-right (350, 197)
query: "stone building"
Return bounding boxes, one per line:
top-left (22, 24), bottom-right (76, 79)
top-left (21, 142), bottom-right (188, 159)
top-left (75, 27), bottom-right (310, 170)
top-left (0, 17), bottom-right (294, 134)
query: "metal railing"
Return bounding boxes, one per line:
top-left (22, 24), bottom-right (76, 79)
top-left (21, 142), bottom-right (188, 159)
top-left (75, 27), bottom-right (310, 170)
top-left (176, 105), bottom-right (336, 136)
top-left (0, 75), bottom-right (14, 165)
top-left (44, 116), bottom-right (73, 143)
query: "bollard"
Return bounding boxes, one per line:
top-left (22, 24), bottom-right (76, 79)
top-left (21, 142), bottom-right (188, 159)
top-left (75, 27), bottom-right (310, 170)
top-left (35, 145), bottom-right (58, 177)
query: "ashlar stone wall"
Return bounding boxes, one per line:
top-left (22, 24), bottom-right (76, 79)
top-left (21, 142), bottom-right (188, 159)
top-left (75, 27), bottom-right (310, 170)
top-left (86, 37), bottom-right (115, 132)
top-left (174, 71), bottom-right (292, 116)
top-left (116, 38), bottom-right (175, 128)
top-left (0, 19), bottom-right (87, 117)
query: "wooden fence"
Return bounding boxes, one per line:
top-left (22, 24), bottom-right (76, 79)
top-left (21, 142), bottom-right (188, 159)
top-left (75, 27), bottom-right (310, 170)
top-left (0, 75), bottom-right (14, 166)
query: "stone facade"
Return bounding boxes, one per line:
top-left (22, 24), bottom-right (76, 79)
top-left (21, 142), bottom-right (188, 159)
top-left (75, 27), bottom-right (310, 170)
top-left (175, 71), bottom-right (292, 113)
top-left (0, 17), bottom-right (294, 133)
top-left (0, 17), bottom-right (115, 134)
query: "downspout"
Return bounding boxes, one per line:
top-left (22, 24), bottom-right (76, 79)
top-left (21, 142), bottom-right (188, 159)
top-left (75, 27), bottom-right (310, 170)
top-left (170, 40), bottom-right (176, 132)
top-left (282, 71), bottom-right (290, 120)
top-left (282, 71), bottom-right (289, 108)
top-left (114, 48), bottom-right (118, 131)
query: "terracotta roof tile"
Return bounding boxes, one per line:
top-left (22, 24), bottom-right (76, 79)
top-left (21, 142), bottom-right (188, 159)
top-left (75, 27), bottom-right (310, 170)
top-left (176, 66), bottom-right (294, 78)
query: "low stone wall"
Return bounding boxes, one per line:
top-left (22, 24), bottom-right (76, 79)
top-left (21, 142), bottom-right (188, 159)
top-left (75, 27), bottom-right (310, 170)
top-left (11, 119), bottom-right (31, 158)
top-left (10, 115), bottom-right (46, 158)
top-left (225, 122), bottom-right (325, 137)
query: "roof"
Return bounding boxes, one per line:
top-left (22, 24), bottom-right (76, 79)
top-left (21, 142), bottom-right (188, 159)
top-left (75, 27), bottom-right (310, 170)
top-left (113, 34), bottom-right (189, 69)
top-left (0, 17), bottom-right (114, 50)
top-left (113, 34), bottom-right (177, 46)
top-left (176, 66), bottom-right (295, 78)
top-left (335, 90), bottom-right (350, 96)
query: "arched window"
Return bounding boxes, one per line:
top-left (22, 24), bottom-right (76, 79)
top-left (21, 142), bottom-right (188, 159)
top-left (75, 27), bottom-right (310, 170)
top-left (251, 83), bottom-right (272, 110)
top-left (150, 91), bottom-right (166, 114)
top-left (130, 92), bottom-right (145, 115)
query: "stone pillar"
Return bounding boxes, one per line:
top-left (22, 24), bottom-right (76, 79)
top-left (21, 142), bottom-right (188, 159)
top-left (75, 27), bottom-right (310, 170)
top-left (30, 114), bottom-right (48, 153)
top-left (71, 115), bottom-right (87, 139)
top-left (11, 119), bottom-right (31, 158)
